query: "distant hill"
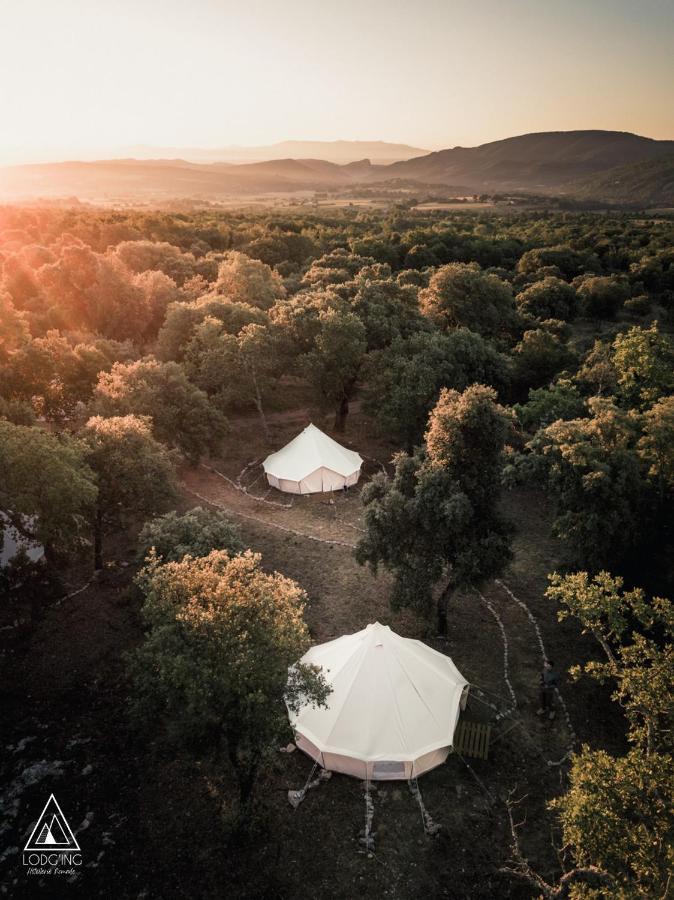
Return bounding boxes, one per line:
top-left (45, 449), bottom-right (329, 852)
top-left (210, 157), bottom-right (353, 183)
top-left (0, 157), bottom-right (354, 200)
top-left (379, 131), bottom-right (674, 193)
top-left (1, 131), bottom-right (673, 204)
top-left (568, 154), bottom-right (674, 206)
top-left (124, 140), bottom-right (428, 166)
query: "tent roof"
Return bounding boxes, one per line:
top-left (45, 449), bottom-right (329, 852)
top-left (289, 622), bottom-right (468, 763)
top-left (263, 423), bottom-right (363, 482)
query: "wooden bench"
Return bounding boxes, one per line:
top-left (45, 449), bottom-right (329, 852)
top-left (453, 720), bottom-right (491, 760)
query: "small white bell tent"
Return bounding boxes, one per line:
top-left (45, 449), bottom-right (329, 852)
top-left (263, 423), bottom-right (363, 494)
top-left (288, 622), bottom-right (469, 781)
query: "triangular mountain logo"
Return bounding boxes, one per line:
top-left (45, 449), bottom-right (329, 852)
top-left (24, 794), bottom-right (80, 851)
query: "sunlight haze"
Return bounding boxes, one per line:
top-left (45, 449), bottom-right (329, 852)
top-left (1, 0), bottom-right (673, 164)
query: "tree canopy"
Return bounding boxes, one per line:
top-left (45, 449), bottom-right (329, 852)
top-left (419, 262), bottom-right (517, 337)
top-left (0, 419), bottom-right (97, 559)
top-left (138, 507), bottom-right (244, 563)
top-left (213, 251), bottom-right (285, 310)
top-left (130, 550), bottom-right (329, 808)
top-left (82, 415), bottom-right (177, 568)
top-left (546, 571), bottom-right (674, 896)
top-left (301, 307), bottom-right (367, 431)
top-left (94, 358), bottom-right (227, 462)
top-left (515, 276), bottom-right (578, 322)
top-left (364, 329), bottom-right (510, 449)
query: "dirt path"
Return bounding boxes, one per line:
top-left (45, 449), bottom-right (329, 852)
top-left (181, 463), bottom-right (408, 643)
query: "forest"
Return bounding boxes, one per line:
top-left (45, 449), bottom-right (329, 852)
top-left (1, 201), bottom-right (673, 899)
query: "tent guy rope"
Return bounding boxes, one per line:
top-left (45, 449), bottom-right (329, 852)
top-left (476, 591), bottom-right (517, 717)
top-left (472, 582), bottom-right (576, 768)
top-left (360, 775), bottom-right (375, 853)
top-left (183, 486), bottom-right (357, 548)
top-left (202, 462), bottom-right (293, 509)
top-left (496, 581), bottom-right (576, 766)
top-left (288, 760), bottom-right (319, 809)
top-left (407, 775), bottom-right (442, 835)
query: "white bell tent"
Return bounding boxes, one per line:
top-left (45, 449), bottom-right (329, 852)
top-left (288, 622), bottom-right (469, 781)
top-left (263, 423), bottom-right (363, 494)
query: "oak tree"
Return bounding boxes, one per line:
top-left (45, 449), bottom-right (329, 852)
top-left (357, 385), bottom-right (513, 634)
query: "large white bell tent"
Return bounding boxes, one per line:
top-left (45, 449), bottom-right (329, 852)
top-left (288, 622), bottom-right (469, 781)
top-left (263, 423), bottom-right (363, 495)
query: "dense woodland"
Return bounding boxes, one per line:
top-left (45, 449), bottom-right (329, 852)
top-left (1, 203), bottom-right (673, 898)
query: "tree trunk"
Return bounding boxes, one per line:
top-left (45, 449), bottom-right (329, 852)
top-left (436, 582), bottom-right (452, 637)
top-left (251, 372), bottom-right (270, 441)
top-left (44, 540), bottom-right (57, 567)
top-left (334, 395), bottom-right (349, 432)
top-left (228, 741), bottom-right (259, 810)
top-left (591, 626), bottom-right (618, 667)
top-left (237, 761), bottom-right (259, 807)
top-left (94, 508), bottom-right (103, 571)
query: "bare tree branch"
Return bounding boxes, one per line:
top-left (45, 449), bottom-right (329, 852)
top-left (498, 791), bottom-right (614, 899)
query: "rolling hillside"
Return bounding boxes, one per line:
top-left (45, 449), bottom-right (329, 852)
top-left (379, 130), bottom-right (674, 192)
top-left (1, 131), bottom-right (673, 203)
top-left (0, 158), bottom-right (351, 199)
top-left (569, 154), bottom-right (674, 206)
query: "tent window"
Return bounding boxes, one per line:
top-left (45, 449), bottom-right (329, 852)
top-left (373, 761), bottom-right (406, 777)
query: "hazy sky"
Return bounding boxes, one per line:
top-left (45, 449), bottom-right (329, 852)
top-left (1, 0), bottom-right (672, 163)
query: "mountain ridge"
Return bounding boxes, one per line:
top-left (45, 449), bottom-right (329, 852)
top-left (379, 130), bottom-right (674, 191)
top-left (122, 139), bottom-right (428, 166)
top-left (1, 130), bottom-right (673, 204)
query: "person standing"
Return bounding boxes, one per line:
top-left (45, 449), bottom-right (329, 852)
top-left (537, 659), bottom-right (559, 720)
